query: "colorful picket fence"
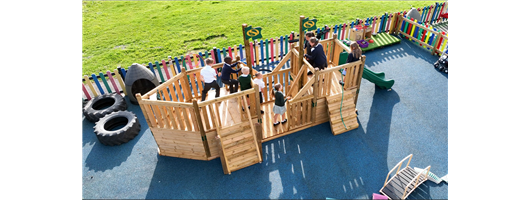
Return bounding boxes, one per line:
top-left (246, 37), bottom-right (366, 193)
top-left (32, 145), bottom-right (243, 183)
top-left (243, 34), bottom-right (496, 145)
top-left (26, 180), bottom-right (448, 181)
top-left (82, 69), bottom-right (128, 101)
top-left (396, 14), bottom-right (448, 56)
top-left (82, 2), bottom-right (448, 101)
top-left (393, 2), bottom-right (448, 55)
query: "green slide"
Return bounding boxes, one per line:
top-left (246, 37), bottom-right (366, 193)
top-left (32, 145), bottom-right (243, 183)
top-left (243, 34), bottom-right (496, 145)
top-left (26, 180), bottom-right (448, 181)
top-left (362, 67), bottom-right (395, 89)
top-left (338, 51), bottom-right (394, 89)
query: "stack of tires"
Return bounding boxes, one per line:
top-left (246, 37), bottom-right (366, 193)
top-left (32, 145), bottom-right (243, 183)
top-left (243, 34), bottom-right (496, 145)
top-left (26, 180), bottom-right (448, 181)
top-left (83, 93), bottom-right (140, 146)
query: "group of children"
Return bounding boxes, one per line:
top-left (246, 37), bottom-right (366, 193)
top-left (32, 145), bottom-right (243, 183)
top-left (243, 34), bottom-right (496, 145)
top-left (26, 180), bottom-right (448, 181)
top-left (199, 32), bottom-right (362, 126)
top-left (199, 56), bottom-right (289, 126)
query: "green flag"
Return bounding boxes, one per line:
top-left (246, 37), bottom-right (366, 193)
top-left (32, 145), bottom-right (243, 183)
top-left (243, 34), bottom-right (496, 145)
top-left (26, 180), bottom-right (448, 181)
top-left (302, 18), bottom-right (318, 31)
top-left (244, 25), bottom-right (263, 40)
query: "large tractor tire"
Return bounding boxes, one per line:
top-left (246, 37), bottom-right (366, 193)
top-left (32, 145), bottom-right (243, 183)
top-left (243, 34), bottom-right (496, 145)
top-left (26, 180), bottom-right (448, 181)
top-left (93, 110), bottom-right (140, 146)
top-left (83, 93), bottom-right (127, 122)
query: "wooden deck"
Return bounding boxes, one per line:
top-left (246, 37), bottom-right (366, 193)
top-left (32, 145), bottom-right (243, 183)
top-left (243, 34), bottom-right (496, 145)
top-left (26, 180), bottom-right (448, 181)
top-left (201, 64), bottom-right (348, 140)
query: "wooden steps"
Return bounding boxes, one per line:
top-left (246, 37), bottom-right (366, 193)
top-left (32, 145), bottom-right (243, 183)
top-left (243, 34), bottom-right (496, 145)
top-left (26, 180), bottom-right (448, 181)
top-left (326, 89), bottom-right (359, 135)
top-left (218, 120), bottom-right (261, 174)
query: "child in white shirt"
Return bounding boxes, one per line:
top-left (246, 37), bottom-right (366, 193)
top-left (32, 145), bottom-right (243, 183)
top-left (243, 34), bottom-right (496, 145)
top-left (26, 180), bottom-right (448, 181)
top-left (253, 72), bottom-right (266, 114)
top-left (200, 58), bottom-right (221, 101)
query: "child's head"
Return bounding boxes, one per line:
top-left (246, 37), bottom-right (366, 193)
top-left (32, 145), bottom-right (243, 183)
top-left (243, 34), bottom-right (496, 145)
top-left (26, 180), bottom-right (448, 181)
top-left (307, 70), bottom-right (313, 78)
top-left (255, 72), bottom-right (263, 79)
top-left (305, 32), bottom-right (315, 41)
top-left (350, 42), bottom-right (361, 58)
top-left (309, 37), bottom-right (318, 46)
top-left (350, 42), bottom-right (359, 51)
top-left (205, 58), bottom-right (214, 65)
top-left (274, 83), bottom-right (282, 91)
top-left (241, 66), bottom-right (249, 75)
top-left (224, 56), bottom-right (232, 64)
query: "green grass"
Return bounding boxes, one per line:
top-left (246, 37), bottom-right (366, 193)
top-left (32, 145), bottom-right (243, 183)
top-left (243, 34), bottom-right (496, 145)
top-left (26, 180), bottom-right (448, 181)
top-left (82, 1), bottom-right (438, 75)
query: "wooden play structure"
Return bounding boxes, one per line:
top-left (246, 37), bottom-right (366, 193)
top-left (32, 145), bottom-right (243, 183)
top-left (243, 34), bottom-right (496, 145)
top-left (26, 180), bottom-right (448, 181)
top-left (135, 26), bottom-right (366, 173)
top-left (379, 154), bottom-right (431, 199)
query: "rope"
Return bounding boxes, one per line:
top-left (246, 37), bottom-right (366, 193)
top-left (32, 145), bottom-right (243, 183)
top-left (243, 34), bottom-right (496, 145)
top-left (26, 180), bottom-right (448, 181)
top-left (339, 69), bottom-right (347, 130)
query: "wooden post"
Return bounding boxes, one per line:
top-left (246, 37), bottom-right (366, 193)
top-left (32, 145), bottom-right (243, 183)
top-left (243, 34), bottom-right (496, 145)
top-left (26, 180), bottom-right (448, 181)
top-left (331, 33), bottom-right (337, 65)
top-left (180, 67), bottom-right (193, 102)
top-left (193, 99), bottom-right (211, 158)
top-left (285, 100), bottom-right (290, 132)
top-left (136, 93), bottom-right (153, 128)
top-left (298, 16), bottom-right (306, 92)
top-left (354, 56), bottom-right (366, 107)
top-left (252, 83), bottom-right (263, 157)
top-left (242, 24), bottom-right (254, 76)
top-left (312, 70), bottom-right (320, 123)
top-left (298, 16), bottom-right (305, 73)
top-left (253, 84), bottom-right (262, 120)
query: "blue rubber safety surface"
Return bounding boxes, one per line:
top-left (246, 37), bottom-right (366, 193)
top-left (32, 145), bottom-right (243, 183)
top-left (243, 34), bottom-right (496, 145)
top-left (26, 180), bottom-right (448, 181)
top-left (82, 39), bottom-right (447, 199)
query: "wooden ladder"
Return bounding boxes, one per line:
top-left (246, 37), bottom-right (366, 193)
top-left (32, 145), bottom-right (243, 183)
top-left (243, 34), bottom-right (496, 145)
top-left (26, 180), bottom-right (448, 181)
top-left (326, 89), bottom-right (359, 135)
top-left (213, 96), bottom-right (262, 174)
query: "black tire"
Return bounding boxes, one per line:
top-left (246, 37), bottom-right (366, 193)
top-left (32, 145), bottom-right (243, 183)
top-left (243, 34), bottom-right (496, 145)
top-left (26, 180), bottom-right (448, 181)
top-left (93, 110), bottom-right (141, 146)
top-left (434, 63), bottom-right (439, 69)
top-left (83, 93), bottom-right (127, 122)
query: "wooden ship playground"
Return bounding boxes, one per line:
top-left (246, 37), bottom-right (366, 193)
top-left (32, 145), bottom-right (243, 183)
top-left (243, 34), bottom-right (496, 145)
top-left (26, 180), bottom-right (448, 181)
top-left (82, 3), bottom-right (448, 199)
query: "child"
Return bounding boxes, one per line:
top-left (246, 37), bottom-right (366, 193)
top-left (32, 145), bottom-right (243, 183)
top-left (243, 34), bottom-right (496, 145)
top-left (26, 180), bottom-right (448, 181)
top-left (304, 32), bottom-right (316, 66)
top-left (238, 66), bottom-right (252, 110)
top-left (304, 37), bottom-right (327, 71)
top-left (220, 56), bottom-right (241, 94)
top-left (347, 42), bottom-right (362, 63)
top-left (253, 72), bottom-right (266, 114)
top-left (200, 58), bottom-right (221, 101)
top-left (272, 83), bottom-right (290, 126)
top-left (339, 42), bottom-right (362, 85)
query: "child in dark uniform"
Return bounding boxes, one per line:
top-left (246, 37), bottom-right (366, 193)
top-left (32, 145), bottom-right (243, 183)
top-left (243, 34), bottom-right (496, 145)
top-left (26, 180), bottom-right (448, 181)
top-left (220, 56), bottom-right (241, 94)
top-left (272, 83), bottom-right (290, 126)
top-left (340, 42), bottom-right (362, 85)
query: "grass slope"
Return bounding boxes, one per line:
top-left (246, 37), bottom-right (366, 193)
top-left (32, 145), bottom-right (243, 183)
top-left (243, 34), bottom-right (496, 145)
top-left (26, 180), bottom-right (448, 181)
top-left (82, 1), bottom-right (438, 75)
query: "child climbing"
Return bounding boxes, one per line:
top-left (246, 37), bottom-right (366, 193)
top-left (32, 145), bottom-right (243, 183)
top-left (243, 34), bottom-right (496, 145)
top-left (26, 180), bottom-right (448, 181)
top-left (221, 56), bottom-right (241, 94)
top-left (253, 72), bottom-right (266, 114)
top-left (272, 83), bottom-right (290, 126)
top-left (238, 66), bottom-right (252, 110)
top-left (304, 37), bottom-right (328, 71)
top-left (200, 58), bottom-right (221, 101)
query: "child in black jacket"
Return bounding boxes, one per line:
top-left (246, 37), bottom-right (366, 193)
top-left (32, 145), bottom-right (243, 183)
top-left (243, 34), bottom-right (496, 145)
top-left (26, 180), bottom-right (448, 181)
top-left (220, 56), bottom-right (241, 93)
top-left (304, 37), bottom-right (327, 70)
top-left (272, 83), bottom-right (291, 126)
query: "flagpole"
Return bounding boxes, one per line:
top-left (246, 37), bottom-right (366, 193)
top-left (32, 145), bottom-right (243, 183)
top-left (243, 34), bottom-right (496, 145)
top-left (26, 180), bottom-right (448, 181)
top-left (242, 24), bottom-right (254, 76)
top-left (299, 16), bottom-right (305, 74)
